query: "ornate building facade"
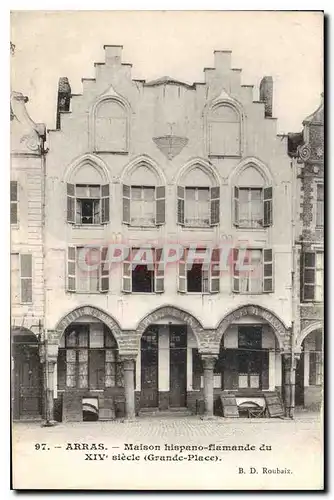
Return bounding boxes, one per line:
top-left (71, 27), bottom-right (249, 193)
top-left (288, 97), bottom-right (324, 410)
top-left (11, 45), bottom-right (323, 422)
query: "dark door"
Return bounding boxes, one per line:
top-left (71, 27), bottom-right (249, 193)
top-left (169, 325), bottom-right (187, 407)
top-left (295, 352), bottom-right (304, 406)
top-left (13, 344), bottom-right (42, 420)
top-left (141, 326), bottom-right (159, 407)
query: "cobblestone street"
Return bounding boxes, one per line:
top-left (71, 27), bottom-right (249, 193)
top-left (12, 412), bottom-right (323, 490)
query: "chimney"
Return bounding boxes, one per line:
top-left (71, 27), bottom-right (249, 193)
top-left (56, 77), bottom-right (71, 130)
top-left (259, 76), bottom-right (273, 118)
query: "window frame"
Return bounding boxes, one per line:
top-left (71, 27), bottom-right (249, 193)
top-left (58, 324), bottom-right (123, 390)
top-left (184, 186), bottom-right (211, 228)
top-left (19, 253), bottom-right (33, 304)
top-left (207, 103), bottom-right (242, 158)
top-left (10, 180), bottom-right (19, 226)
top-left (122, 247), bottom-right (164, 294)
top-left (237, 187), bottom-right (264, 229)
top-left (302, 251), bottom-right (323, 303)
top-left (315, 182), bottom-right (324, 228)
top-left (67, 246), bottom-right (109, 294)
top-left (67, 183), bottom-right (110, 226)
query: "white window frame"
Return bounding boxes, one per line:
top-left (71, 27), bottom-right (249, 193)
top-left (130, 186), bottom-right (156, 227)
top-left (184, 187), bottom-right (210, 228)
top-left (238, 248), bottom-right (263, 295)
top-left (76, 246), bottom-right (101, 294)
top-left (238, 187), bottom-right (263, 228)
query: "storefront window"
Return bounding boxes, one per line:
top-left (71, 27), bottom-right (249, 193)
top-left (58, 324), bottom-right (123, 390)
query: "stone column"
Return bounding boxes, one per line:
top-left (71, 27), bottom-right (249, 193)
top-left (121, 356), bottom-right (136, 420)
top-left (201, 355), bottom-right (217, 419)
top-left (282, 353), bottom-right (297, 419)
top-left (40, 337), bottom-right (58, 427)
top-left (44, 361), bottom-right (57, 426)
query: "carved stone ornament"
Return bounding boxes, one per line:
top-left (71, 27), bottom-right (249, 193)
top-left (153, 135), bottom-right (188, 160)
top-left (297, 144), bottom-right (311, 162)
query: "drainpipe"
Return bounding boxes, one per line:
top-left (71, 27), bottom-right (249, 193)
top-left (290, 156), bottom-right (298, 419)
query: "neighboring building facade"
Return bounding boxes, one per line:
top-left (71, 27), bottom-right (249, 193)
top-left (288, 97), bottom-right (324, 410)
top-left (10, 91), bottom-right (46, 420)
top-left (42, 46), bottom-right (296, 422)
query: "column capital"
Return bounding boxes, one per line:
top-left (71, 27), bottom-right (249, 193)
top-left (201, 354), bottom-right (218, 370)
top-left (119, 353), bottom-right (136, 370)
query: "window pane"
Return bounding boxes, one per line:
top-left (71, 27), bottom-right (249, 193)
top-left (21, 278), bottom-right (32, 302)
top-left (10, 181), bottom-right (18, 201)
top-left (21, 254), bottom-right (32, 278)
top-left (143, 187), bottom-right (155, 201)
top-left (185, 188), bottom-right (196, 200)
top-left (89, 186), bottom-right (100, 198)
top-left (131, 187), bottom-right (142, 200)
top-left (198, 188), bottom-right (209, 201)
top-left (317, 184), bottom-right (324, 201)
top-left (66, 330), bottom-right (77, 347)
top-left (11, 203), bottom-right (18, 224)
top-left (90, 324), bottom-right (104, 347)
top-left (78, 329), bottom-right (89, 347)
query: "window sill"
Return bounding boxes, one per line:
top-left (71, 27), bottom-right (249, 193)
top-left (11, 224), bottom-right (20, 230)
top-left (127, 224), bottom-right (160, 230)
top-left (208, 154), bottom-right (241, 159)
top-left (301, 301), bottom-right (324, 305)
top-left (122, 291), bottom-right (162, 295)
top-left (234, 292), bottom-right (269, 295)
top-left (71, 224), bottom-right (106, 229)
top-left (235, 226), bottom-right (268, 231)
top-left (180, 225), bottom-right (214, 231)
top-left (66, 291), bottom-right (107, 295)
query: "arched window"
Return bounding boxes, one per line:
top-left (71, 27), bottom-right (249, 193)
top-left (177, 165), bottom-right (219, 228)
top-left (95, 99), bottom-right (128, 153)
top-left (233, 165), bottom-right (272, 228)
top-left (122, 161), bottom-right (165, 227)
top-left (58, 323), bottom-right (123, 390)
top-left (66, 160), bottom-right (110, 225)
top-left (208, 104), bottom-right (241, 157)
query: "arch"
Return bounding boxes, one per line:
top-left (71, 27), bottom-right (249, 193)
top-left (204, 93), bottom-right (245, 158)
top-left (64, 153), bottom-right (110, 184)
top-left (11, 326), bottom-right (39, 343)
top-left (54, 305), bottom-right (122, 348)
top-left (295, 320), bottom-right (323, 350)
top-left (120, 154), bottom-right (166, 185)
top-left (174, 157), bottom-right (220, 186)
top-left (136, 305), bottom-right (203, 346)
top-left (229, 156), bottom-right (273, 187)
top-left (89, 86), bottom-right (131, 153)
top-left (216, 304), bottom-right (289, 350)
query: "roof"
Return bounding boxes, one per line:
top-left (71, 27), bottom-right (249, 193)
top-left (144, 75), bottom-right (194, 89)
top-left (303, 94), bottom-right (324, 125)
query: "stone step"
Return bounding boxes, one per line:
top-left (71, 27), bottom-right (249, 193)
top-left (138, 407), bottom-right (192, 417)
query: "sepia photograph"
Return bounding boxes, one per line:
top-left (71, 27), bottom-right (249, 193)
top-left (10, 10), bottom-right (324, 490)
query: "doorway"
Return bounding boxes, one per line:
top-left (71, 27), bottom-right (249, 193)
top-left (169, 325), bottom-right (187, 407)
top-left (141, 326), bottom-right (159, 407)
top-left (12, 334), bottom-right (42, 420)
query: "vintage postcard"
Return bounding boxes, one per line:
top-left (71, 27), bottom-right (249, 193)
top-left (10, 10), bottom-right (324, 490)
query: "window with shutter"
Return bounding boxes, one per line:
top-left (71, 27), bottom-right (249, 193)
top-left (67, 246), bottom-right (76, 292)
top-left (10, 181), bottom-right (18, 225)
top-left (302, 252), bottom-right (316, 301)
top-left (67, 183), bottom-right (75, 223)
top-left (233, 186), bottom-right (239, 226)
top-left (155, 248), bottom-right (164, 292)
top-left (232, 248), bottom-right (239, 292)
top-left (155, 186), bottom-right (166, 225)
top-left (122, 250), bottom-right (132, 292)
top-left (100, 247), bottom-right (109, 292)
top-left (20, 254), bottom-right (32, 303)
top-left (210, 186), bottom-right (220, 226)
top-left (184, 187), bottom-right (210, 227)
top-left (101, 184), bottom-right (110, 224)
top-left (210, 248), bottom-right (220, 293)
top-left (178, 248), bottom-right (187, 292)
top-left (263, 187), bottom-right (273, 226)
top-left (130, 186), bottom-right (155, 226)
top-left (263, 248), bottom-right (274, 292)
top-left (177, 186), bottom-right (185, 225)
top-left (316, 184), bottom-right (324, 227)
top-left (122, 184), bottom-right (131, 224)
